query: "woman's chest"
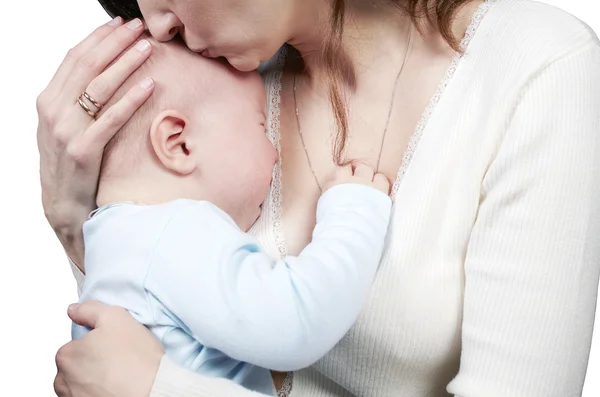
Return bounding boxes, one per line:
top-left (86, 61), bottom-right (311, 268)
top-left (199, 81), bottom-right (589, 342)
top-left (251, 30), bottom-right (506, 286)
top-left (275, 56), bottom-right (455, 255)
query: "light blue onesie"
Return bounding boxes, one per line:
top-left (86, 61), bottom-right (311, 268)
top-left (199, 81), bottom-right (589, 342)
top-left (72, 183), bottom-right (391, 395)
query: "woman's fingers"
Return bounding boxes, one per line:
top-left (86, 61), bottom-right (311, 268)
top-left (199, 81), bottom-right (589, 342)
top-left (67, 301), bottom-right (108, 329)
top-left (79, 77), bottom-right (154, 154)
top-left (55, 304), bottom-right (163, 397)
top-left (68, 301), bottom-right (135, 330)
top-left (53, 373), bottom-right (70, 397)
top-left (46, 17), bottom-right (124, 96)
top-left (83, 38), bottom-right (152, 110)
top-left (66, 18), bottom-right (146, 95)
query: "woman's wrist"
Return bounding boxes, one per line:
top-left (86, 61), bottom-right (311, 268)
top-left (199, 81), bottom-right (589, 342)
top-left (60, 227), bottom-right (86, 272)
top-left (47, 204), bottom-right (89, 270)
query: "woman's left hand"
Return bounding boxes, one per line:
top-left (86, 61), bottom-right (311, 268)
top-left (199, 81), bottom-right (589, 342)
top-left (54, 301), bottom-right (164, 397)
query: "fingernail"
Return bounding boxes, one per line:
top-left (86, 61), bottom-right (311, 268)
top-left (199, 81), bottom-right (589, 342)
top-left (136, 40), bottom-right (151, 53)
top-left (140, 77), bottom-right (154, 89)
top-left (126, 18), bottom-right (143, 30)
top-left (108, 16), bottom-right (123, 26)
top-left (68, 304), bottom-right (79, 313)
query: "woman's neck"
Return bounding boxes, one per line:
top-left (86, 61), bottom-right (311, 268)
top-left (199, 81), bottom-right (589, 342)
top-left (288, 0), bottom-right (481, 83)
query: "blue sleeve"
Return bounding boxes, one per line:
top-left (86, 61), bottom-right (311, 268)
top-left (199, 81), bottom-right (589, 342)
top-left (145, 184), bottom-right (392, 371)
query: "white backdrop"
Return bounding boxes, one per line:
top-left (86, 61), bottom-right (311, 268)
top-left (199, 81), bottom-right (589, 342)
top-left (0, 0), bottom-right (598, 396)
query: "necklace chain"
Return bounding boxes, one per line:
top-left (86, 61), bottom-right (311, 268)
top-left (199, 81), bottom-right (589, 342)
top-left (293, 24), bottom-right (413, 193)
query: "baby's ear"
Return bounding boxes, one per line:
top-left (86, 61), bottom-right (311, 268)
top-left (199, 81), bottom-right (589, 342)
top-left (150, 110), bottom-right (196, 175)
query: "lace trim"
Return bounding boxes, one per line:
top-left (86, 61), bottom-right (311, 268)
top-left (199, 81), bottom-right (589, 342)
top-left (390, 0), bottom-right (496, 201)
top-left (268, 46), bottom-right (289, 258)
top-left (277, 372), bottom-right (294, 397)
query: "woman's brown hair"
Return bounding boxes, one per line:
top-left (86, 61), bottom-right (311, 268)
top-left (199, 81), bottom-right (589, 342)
top-left (324, 0), bottom-right (474, 163)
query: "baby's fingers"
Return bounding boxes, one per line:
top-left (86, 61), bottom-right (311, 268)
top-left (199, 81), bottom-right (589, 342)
top-left (80, 78), bottom-right (155, 157)
top-left (373, 173), bottom-right (391, 195)
top-left (353, 163), bottom-right (375, 181)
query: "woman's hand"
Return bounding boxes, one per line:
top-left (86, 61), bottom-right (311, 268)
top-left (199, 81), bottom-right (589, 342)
top-left (54, 301), bottom-right (164, 397)
top-left (36, 17), bottom-right (154, 267)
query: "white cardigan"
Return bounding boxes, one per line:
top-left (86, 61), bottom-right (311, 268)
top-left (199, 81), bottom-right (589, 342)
top-left (71, 0), bottom-right (600, 396)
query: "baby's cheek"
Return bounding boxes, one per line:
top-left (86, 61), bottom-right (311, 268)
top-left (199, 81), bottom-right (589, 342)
top-left (268, 143), bottom-right (278, 165)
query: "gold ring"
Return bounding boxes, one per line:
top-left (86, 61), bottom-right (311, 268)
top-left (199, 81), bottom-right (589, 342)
top-left (77, 96), bottom-right (97, 119)
top-left (82, 91), bottom-right (104, 110)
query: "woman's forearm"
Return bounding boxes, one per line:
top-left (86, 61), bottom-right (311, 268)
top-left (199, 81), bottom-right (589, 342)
top-left (151, 356), bottom-right (272, 397)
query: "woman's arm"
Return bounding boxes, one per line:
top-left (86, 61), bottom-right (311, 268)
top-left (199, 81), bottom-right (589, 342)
top-left (56, 302), bottom-right (270, 397)
top-left (447, 40), bottom-right (600, 397)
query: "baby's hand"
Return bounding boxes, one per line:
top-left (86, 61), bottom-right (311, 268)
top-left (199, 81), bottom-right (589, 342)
top-left (323, 164), bottom-right (390, 195)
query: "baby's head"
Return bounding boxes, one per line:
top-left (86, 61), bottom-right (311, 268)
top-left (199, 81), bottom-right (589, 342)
top-left (98, 33), bottom-right (276, 231)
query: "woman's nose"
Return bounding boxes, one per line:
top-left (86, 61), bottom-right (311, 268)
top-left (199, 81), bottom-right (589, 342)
top-left (147, 14), bottom-right (183, 42)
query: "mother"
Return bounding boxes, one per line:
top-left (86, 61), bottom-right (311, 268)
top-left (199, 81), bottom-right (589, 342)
top-left (38, 0), bottom-right (600, 396)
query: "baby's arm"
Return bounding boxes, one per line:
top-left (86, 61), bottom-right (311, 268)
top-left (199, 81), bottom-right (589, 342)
top-left (145, 170), bottom-right (391, 372)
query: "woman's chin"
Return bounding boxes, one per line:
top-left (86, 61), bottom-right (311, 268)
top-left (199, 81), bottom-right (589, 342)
top-left (227, 56), bottom-right (261, 72)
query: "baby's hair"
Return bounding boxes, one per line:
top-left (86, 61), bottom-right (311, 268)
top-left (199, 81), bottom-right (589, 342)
top-left (99, 34), bottom-right (204, 180)
top-left (99, 32), bottom-right (156, 180)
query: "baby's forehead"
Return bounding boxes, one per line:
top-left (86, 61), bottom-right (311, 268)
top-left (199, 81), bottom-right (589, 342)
top-left (136, 35), bottom-right (264, 111)
top-left (150, 39), bottom-right (212, 71)
top-left (147, 39), bottom-right (233, 87)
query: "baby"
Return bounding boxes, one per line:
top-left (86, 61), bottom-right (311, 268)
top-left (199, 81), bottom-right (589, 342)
top-left (72, 34), bottom-right (392, 395)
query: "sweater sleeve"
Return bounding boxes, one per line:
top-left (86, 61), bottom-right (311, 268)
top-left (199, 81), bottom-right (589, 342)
top-left (145, 184), bottom-right (391, 371)
top-left (447, 41), bottom-right (600, 396)
top-left (150, 356), bottom-right (270, 397)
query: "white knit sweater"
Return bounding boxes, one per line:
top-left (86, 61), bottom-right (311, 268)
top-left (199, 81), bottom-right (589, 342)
top-left (71, 0), bottom-right (600, 396)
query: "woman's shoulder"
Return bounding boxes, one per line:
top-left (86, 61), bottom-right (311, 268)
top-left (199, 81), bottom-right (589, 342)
top-left (478, 0), bottom-right (598, 67)
top-left (462, 0), bottom-right (599, 100)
